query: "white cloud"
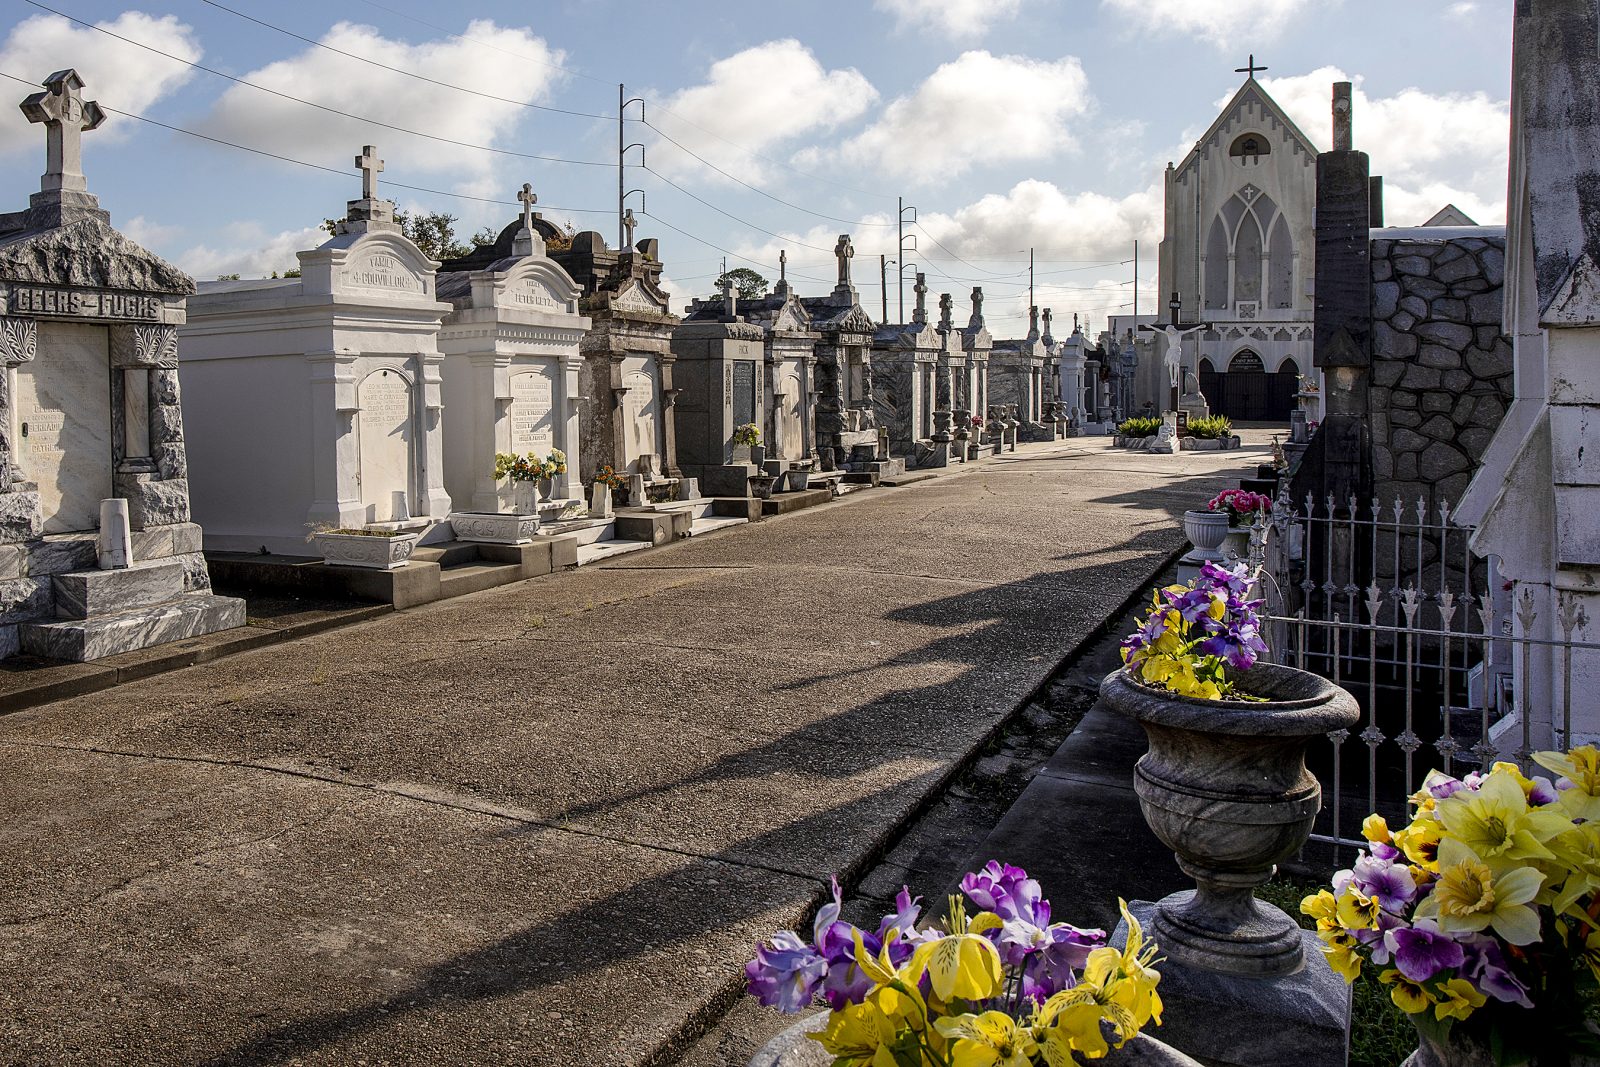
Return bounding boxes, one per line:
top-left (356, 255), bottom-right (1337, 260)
top-left (175, 222), bottom-right (329, 280)
top-left (648, 40), bottom-right (876, 187)
top-left (810, 52), bottom-right (1090, 185)
top-left (874, 0), bottom-right (1023, 39)
top-left (201, 20), bottom-right (565, 186)
top-left (1101, 0), bottom-right (1313, 47)
top-left (1256, 66), bottom-right (1509, 224)
top-left (1447, 2), bottom-right (1478, 17)
top-left (120, 214), bottom-right (182, 249)
top-left (0, 12), bottom-right (200, 155)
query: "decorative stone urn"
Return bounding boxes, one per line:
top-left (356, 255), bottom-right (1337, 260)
top-left (748, 473), bottom-right (776, 500)
top-left (448, 512), bottom-right (539, 545)
top-left (1180, 509), bottom-right (1229, 563)
top-left (1099, 663), bottom-right (1360, 977)
top-left (313, 531), bottom-right (422, 570)
top-left (751, 1013), bottom-right (1204, 1067)
top-left (1220, 527), bottom-right (1252, 563)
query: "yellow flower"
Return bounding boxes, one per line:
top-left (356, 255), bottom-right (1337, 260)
top-left (1300, 890), bottom-right (1339, 932)
top-left (1433, 977), bottom-right (1486, 1022)
top-left (1379, 969), bottom-right (1435, 1015)
top-left (1394, 816), bottom-right (1444, 871)
top-left (1534, 746), bottom-right (1600, 822)
top-left (934, 1011), bottom-right (1037, 1067)
top-left (1034, 998), bottom-right (1122, 1062)
top-left (1335, 888), bottom-right (1381, 932)
top-left (910, 929), bottom-right (1003, 1004)
top-left (1362, 813), bottom-right (1392, 845)
top-left (1433, 768), bottom-right (1570, 869)
top-left (1316, 930), bottom-right (1363, 982)
top-left (1415, 839), bottom-right (1545, 944)
top-left (810, 998), bottom-right (906, 1067)
top-left (1034, 900), bottom-right (1163, 1062)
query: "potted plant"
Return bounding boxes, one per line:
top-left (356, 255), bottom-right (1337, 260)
top-left (1304, 749), bottom-right (1600, 1065)
top-left (744, 863), bottom-right (1196, 1066)
top-left (1206, 488), bottom-right (1273, 563)
top-left (1099, 563), bottom-right (1360, 977)
top-left (305, 524), bottom-right (422, 570)
top-left (734, 422), bottom-right (765, 467)
top-left (493, 451), bottom-right (542, 514)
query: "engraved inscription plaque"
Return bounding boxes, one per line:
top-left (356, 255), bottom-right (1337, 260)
top-left (508, 365), bottom-right (556, 456)
top-left (15, 322), bottom-right (113, 533)
top-left (357, 369), bottom-right (415, 522)
top-left (732, 360), bottom-right (756, 430)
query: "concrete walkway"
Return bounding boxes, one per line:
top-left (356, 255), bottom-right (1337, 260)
top-left (0, 436), bottom-right (1263, 1066)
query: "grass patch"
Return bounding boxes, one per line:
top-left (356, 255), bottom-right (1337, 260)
top-left (1258, 875), bottom-right (1417, 1067)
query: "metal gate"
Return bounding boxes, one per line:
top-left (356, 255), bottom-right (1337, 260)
top-left (1198, 370), bottom-right (1297, 421)
top-left (1252, 493), bottom-right (1598, 856)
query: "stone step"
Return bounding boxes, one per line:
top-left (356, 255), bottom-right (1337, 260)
top-left (52, 559), bottom-right (189, 620)
top-left (21, 593), bottom-right (246, 662)
top-left (411, 541), bottom-right (483, 568)
top-left (684, 514), bottom-right (748, 537)
top-left (436, 561), bottom-right (524, 600)
top-left (573, 538), bottom-right (652, 567)
top-left (760, 488), bottom-right (833, 516)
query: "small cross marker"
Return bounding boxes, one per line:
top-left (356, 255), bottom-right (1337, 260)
top-left (1235, 54), bottom-right (1268, 79)
top-left (519, 182), bottom-right (538, 233)
top-left (20, 69), bottom-right (104, 195)
top-left (355, 145), bottom-right (384, 200)
top-left (621, 207), bottom-right (637, 249)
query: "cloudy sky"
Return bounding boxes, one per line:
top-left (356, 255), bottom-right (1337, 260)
top-left (0, 0), bottom-right (1511, 338)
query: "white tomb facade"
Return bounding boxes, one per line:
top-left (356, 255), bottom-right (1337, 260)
top-left (178, 148), bottom-right (451, 554)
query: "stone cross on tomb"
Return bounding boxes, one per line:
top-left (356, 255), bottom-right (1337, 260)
top-left (1042, 307), bottom-right (1054, 341)
top-left (938, 292), bottom-right (953, 332)
top-left (779, 249), bottom-right (787, 283)
top-left (835, 234), bottom-right (854, 288)
top-left (519, 183), bottom-right (538, 232)
top-left (622, 207), bottom-right (637, 249)
top-left (356, 145), bottom-right (384, 200)
top-left (20, 69), bottom-right (105, 195)
top-left (913, 272), bottom-right (928, 324)
top-left (1235, 54), bottom-right (1268, 79)
top-left (969, 286), bottom-right (985, 328)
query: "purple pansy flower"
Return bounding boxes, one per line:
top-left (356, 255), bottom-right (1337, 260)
top-left (1349, 854), bottom-right (1418, 913)
top-left (745, 931), bottom-right (828, 1013)
top-left (962, 861), bottom-right (1049, 926)
top-left (1385, 920), bottom-right (1465, 982)
top-left (1462, 936), bottom-right (1535, 1008)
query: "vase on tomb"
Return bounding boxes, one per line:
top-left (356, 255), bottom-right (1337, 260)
top-left (750, 444), bottom-right (767, 468)
top-left (1181, 510), bottom-right (1229, 562)
top-left (1221, 528), bottom-right (1251, 563)
top-left (1098, 663), bottom-right (1359, 977)
top-left (537, 476), bottom-right (554, 503)
top-left (512, 481), bottom-right (537, 515)
top-left (747, 473), bottom-right (776, 500)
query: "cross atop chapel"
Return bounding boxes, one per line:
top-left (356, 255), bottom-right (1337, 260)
top-left (21, 69), bottom-right (104, 197)
top-left (356, 146), bottom-right (384, 200)
top-left (1235, 54), bottom-right (1268, 79)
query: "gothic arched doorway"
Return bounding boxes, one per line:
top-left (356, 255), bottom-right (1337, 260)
top-left (1198, 348), bottom-right (1295, 421)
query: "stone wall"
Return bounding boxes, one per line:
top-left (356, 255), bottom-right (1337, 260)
top-left (1369, 234), bottom-right (1511, 510)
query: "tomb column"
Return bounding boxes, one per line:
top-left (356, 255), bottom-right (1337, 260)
top-left (560, 352), bottom-right (584, 500)
top-left (0, 316), bottom-right (38, 523)
top-left (307, 350), bottom-right (363, 529)
top-left (658, 353), bottom-right (683, 480)
top-left (418, 350), bottom-right (450, 519)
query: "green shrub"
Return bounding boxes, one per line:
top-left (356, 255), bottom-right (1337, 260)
top-left (1188, 414), bottom-right (1233, 439)
top-left (1117, 416), bottom-right (1161, 437)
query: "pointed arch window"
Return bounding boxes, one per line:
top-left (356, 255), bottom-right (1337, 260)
top-left (1268, 217), bottom-right (1295, 308)
top-left (1201, 187), bottom-right (1292, 313)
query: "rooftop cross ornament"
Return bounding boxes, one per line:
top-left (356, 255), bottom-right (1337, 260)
top-left (913, 271), bottom-right (928, 324)
top-left (1235, 54), bottom-right (1268, 79)
top-left (355, 145), bottom-right (384, 200)
top-left (779, 249), bottom-right (787, 284)
top-left (969, 286), bottom-right (985, 328)
top-left (20, 69), bottom-right (105, 195)
top-left (834, 233), bottom-right (854, 289)
top-left (621, 207), bottom-right (637, 249)
top-left (938, 292), bottom-right (953, 332)
top-left (519, 183), bottom-right (539, 232)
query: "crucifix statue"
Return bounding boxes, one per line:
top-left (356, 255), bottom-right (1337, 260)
top-left (834, 233), bottom-right (854, 289)
top-left (622, 207), bottom-right (637, 250)
top-left (518, 182), bottom-right (539, 234)
top-left (355, 145), bottom-right (384, 200)
top-left (20, 69), bottom-right (105, 196)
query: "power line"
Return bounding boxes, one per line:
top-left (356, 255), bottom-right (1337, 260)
top-left (20, 0), bottom-right (614, 167)
top-left (642, 166), bottom-right (840, 254)
top-left (193, 0), bottom-right (613, 121)
top-left (0, 70), bottom-right (609, 215)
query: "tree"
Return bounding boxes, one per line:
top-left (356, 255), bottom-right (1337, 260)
top-left (323, 212), bottom-right (515, 260)
top-left (715, 267), bottom-right (769, 301)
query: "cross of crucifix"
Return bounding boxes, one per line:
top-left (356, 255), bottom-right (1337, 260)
top-left (779, 249), bottom-right (787, 283)
top-left (519, 183), bottom-right (538, 233)
top-left (355, 145), bottom-right (384, 200)
top-left (622, 207), bottom-right (637, 249)
top-left (1235, 54), bottom-right (1268, 78)
top-left (20, 69), bottom-right (104, 194)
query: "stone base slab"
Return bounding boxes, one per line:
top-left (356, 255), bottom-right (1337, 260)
top-left (1113, 901), bottom-right (1350, 1067)
top-left (53, 559), bottom-right (187, 620)
top-left (19, 593), bottom-right (246, 662)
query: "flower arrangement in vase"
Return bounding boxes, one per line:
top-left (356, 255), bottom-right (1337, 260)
top-left (1303, 750), bottom-right (1600, 1064)
top-left (1119, 562), bottom-right (1267, 701)
top-left (493, 451), bottom-right (544, 513)
top-left (593, 464), bottom-right (626, 490)
top-left (1206, 489), bottom-right (1272, 528)
top-left (745, 862), bottom-right (1169, 1065)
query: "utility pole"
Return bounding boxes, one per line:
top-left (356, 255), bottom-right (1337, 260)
top-left (1133, 239), bottom-right (1138, 324)
top-left (880, 254), bottom-right (888, 323)
top-left (896, 199), bottom-right (917, 325)
top-left (1028, 247), bottom-right (1035, 313)
top-left (618, 84), bottom-right (645, 251)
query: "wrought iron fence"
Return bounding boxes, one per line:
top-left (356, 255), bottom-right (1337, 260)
top-left (1246, 493), bottom-right (1598, 856)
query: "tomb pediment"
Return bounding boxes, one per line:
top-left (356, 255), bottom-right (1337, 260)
top-left (1176, 80), bottom-right (1319, 181)
top-left (310, 230), bottom-right (437, 301)
top-left (773, 302), bottom-right (810, 332)
top-left (609, 278), bottom-right (667, 315)
top-left (0, 215), bottom-right (192, 296)
top-left (494, 257), bottom-right (581, 315)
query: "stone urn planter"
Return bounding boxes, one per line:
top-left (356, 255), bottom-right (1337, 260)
top-left (1099, 663), bottom-right (1360, 977)
top-left (787, 468), bottom-right (811, 491)
top-left (313, 530), bottom-right (422, 570)
top-left (447, 512), bottom-right (539, 545)
top-left (1220, 527), bottom-right (1251, 563)
top-left (1180, 509), bottom-right (1229, 563)
top-left (751, 1013), bottom-right (1204, 1067)
top-left (536, 476), bottom-right (554, 503)
top-left (748, 473), bottom-right (776, 500)
top-left (750, 444), bottom-right (768, 468)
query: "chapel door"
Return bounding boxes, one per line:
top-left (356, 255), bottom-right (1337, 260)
top-left (356, 368), bottom-right (416, 523)
top-left (14, 322), bottom-right (113, 534)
